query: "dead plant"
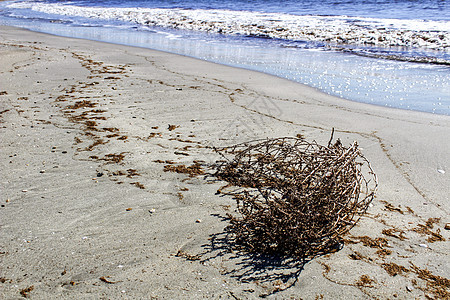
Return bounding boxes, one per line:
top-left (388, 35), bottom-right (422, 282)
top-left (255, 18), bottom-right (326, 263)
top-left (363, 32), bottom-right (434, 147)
top-left (213, 136), bottom-right (377, 258)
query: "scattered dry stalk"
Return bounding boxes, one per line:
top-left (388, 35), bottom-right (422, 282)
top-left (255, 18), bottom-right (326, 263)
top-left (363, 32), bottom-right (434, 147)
top-left (213, 136), bottom-right (377, 258)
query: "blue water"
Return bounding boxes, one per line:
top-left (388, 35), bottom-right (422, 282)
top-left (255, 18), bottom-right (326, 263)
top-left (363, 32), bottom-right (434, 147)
top-left (0, 0), bottom-right (449, 115)
top-left (18, 0), bottom-right (450, 21)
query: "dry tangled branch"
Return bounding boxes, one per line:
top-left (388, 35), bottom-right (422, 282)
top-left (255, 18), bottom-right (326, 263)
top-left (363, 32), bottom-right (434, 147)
top-left (213, 136), bottom-right (377, 258)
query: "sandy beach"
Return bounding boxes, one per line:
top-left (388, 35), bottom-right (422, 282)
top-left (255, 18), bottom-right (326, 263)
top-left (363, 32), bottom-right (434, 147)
top-left (1, 26), bottom-right (449, 299)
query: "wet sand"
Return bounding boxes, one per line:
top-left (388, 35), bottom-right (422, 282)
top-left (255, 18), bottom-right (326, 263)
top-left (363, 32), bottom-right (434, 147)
top-left (1, 26), bottom-right (449, 299)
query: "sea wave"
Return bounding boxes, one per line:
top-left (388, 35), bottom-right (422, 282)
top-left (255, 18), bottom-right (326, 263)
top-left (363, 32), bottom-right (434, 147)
top-left (7, 2), bottom-right (450, 52)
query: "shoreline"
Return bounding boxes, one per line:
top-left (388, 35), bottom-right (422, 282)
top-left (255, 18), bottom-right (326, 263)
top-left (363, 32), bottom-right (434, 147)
top-left (1, 25), bottom-right (449, 299)
top-left (1, 21), bottom-right (448, 115)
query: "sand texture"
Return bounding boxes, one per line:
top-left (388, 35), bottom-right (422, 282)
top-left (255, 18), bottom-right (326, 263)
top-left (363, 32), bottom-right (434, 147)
top-left (1, 26), bottom-right (449, 299)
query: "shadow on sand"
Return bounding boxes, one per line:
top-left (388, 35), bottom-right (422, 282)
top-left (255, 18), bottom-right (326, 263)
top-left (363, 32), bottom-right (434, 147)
top-left (195, 213), bottom-right (337, 297)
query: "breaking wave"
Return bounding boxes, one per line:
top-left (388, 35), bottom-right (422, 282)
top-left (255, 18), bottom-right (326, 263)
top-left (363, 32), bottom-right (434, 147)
top-left (8, 1), bottom-right (450, 55)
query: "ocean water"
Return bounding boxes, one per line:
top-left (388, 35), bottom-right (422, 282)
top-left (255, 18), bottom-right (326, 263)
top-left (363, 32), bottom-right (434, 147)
top-left (0, 0), bottom-right (449, 115)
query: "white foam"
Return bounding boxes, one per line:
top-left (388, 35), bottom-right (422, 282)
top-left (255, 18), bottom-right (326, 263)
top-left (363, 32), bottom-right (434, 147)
top-left (8, 2), bottom-right (450, 51)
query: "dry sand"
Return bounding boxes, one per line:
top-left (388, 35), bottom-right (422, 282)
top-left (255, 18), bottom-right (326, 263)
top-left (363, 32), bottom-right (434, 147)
top-left (1, 26), bottom-right (449, 299)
